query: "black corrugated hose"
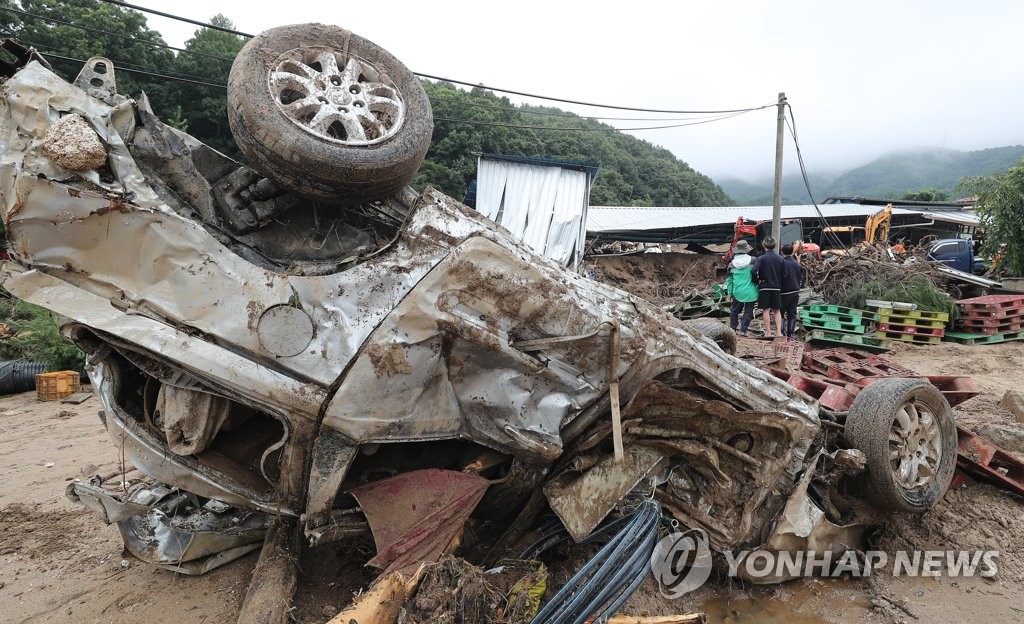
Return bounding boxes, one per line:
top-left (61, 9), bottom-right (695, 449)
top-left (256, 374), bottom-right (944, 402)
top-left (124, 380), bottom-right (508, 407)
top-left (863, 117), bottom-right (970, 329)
top-left (529, 498), bottom-right (662, 624)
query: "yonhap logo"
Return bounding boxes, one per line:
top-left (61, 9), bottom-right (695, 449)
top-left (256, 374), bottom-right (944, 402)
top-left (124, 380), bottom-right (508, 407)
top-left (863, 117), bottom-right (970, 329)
top-left (649, 528), bottom-right (713, 598)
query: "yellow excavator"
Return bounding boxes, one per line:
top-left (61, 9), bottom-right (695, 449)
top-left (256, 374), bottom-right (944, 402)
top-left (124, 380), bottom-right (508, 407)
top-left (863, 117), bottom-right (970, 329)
top-left (821, 203), bottom-right (892, 249)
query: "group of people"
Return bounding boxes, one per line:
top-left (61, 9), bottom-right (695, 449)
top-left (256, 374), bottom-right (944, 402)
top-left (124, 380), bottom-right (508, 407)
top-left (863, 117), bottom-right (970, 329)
top-left (725, 238), bottom-right (805, 338)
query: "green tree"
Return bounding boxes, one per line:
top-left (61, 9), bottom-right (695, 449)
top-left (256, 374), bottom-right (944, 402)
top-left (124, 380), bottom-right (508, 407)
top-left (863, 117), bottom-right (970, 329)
top-left (170, 15), bottom-right (244, 157)
top-left (961, 160), bottom-right (1024, 275)
top-left (0, 0), bottom-right (176, 111)
top-left (417, 81), bottom-right (733, 206)
top-left (901, 188), bottom-right (950, 202)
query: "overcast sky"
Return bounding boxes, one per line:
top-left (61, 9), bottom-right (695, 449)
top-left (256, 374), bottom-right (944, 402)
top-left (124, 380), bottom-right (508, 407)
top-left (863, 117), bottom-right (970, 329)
top-left (131, 0), bottom-right (1024, 181)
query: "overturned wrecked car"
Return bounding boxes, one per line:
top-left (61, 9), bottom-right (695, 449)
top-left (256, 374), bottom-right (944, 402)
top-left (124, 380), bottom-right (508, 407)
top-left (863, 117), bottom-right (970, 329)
top-left (0, 25), bottom-right (957, 622)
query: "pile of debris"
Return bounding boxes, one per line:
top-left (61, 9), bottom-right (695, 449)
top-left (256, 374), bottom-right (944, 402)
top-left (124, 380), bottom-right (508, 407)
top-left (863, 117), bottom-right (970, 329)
top-left (802, 246), bottom-right (960, 315)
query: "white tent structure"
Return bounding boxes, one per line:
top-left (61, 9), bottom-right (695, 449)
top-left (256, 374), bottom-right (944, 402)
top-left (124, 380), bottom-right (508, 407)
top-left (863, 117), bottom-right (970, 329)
top-left (475, 155), bottom-right (597, 270)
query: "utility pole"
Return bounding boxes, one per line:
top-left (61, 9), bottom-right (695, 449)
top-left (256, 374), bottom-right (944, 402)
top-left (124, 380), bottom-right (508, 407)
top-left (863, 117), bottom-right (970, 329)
top-left (771, 92), bottom-right (786, 243)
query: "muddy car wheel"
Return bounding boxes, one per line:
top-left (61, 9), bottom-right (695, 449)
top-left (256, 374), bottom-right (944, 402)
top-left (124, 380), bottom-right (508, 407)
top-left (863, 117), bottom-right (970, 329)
top-left (680, 319), bottom-right (737, 355)
top-left (844, 378), bottom-right (956, 513)
top-left (227, 24), bottom-right (433, 203)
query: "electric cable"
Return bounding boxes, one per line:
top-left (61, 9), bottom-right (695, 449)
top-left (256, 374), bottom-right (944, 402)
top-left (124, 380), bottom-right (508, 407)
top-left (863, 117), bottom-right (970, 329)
top-left (785, 102), bottom-right (848, 251)
top-left (434, 108), bottom-right (759, 133)
top-left (94, 1), bottom-right (775, 115)
top-left (0, 5), bottom-right (235, 64)
top-left (24, 41), bottom-right (228, 85)
top-left (38, 51), bottom-right (227, 88)
top-left (97, 0), bottom-right (251, 37)
top-left (428, 93), bottom-right (749, 122)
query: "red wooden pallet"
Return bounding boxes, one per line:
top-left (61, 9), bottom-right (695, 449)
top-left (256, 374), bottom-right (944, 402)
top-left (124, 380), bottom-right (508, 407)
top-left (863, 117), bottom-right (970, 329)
top-left (958, 314), bottom-right (1024, 328)
top-left (877, 322), bottom-right (945, 337)
top-left (956, 325), bottom-right (1024, 336)
top-left (801, 349), bottom-right (917, 383)
top-left (959, 306), bottom-right (1024, 320)
top-left (957, 294), bottom-right (1024, 311)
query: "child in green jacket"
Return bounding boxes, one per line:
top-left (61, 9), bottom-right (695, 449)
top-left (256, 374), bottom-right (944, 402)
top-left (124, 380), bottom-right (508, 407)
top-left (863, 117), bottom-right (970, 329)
top-left (726, 240), bottom-right (759, 335)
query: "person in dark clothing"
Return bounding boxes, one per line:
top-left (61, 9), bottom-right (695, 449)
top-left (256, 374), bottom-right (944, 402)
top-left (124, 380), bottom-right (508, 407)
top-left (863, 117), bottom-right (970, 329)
top-left (751, 237), bottom-right (785, 338)
top-left (780, 243), bottom-right (805, 338)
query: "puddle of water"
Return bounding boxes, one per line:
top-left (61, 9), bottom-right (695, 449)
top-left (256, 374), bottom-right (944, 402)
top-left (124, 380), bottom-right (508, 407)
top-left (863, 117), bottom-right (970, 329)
top-left (697, 578), bottom-right (874, 624)
top-left (700, 596), bottom-right (828, 624)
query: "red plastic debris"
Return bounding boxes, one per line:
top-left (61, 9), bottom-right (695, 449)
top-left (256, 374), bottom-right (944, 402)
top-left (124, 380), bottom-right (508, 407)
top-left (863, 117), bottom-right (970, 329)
top-left (955, 426), bottom-right (1024, 497)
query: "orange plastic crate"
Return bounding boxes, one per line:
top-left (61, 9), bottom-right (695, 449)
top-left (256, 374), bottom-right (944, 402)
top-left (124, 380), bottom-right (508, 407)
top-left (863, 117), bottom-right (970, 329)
top-left (35, 371), bottom-right (81, 401)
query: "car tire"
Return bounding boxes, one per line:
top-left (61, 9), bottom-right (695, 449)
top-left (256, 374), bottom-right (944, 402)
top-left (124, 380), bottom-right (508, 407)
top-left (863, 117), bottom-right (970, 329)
top-left (681, 319), bottom-right (737, 355)
top-left (843, 378), bottom-right (956, 513)
top-left (227, 23), bottom-right (433, 203)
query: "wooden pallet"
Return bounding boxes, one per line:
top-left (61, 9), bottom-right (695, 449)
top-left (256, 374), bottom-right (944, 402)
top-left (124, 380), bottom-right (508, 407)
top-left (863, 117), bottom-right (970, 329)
top-left (943, 330), bottom-right (1024, 345)
top-left (872, 307), bottom-right (950, 323)
top-left (877, 322), bottom-right (945, 337)
top-left (876, 314), bottom-right (947, 329)
top-left (802, 305), bottom-right (878, 320)
top-left (801, 317), bottom-right (867, 334)
top-left (804, 329), bottom-right (891, 352)
top-left (876, 330), bottom-right (942, 345)
top-left (957, 294), bottom-right (1024, 311)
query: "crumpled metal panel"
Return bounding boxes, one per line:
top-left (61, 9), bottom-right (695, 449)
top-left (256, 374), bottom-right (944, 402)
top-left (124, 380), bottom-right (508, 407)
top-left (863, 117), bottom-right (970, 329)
top-left (741, 452), bottom-right (865, 583)
top-left (67, 479), bottom-right (268, 575)
top-left (67, 481), bottom-right (151, 523)
top-left (544, 444), bottom-right (667, 542)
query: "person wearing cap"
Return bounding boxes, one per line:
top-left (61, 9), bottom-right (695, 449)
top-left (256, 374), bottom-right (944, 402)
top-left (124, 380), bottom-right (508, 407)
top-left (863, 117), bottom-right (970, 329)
top-left (726, 240), bottom-right (758, 335)
top-left (752, 237), bottom-right (785, 338)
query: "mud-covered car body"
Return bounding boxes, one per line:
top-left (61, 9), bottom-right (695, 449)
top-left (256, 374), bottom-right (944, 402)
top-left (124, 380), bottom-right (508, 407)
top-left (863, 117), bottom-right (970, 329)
top-left (0, 45), bottom-right (944, 583)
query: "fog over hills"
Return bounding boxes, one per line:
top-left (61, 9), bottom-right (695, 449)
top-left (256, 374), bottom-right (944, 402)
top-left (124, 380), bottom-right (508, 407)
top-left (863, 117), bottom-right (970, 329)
top-left (718, 146), bottom-right (1024, 205)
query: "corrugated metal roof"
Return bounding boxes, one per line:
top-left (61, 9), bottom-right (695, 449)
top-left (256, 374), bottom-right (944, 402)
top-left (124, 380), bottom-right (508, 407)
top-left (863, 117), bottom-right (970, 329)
top-left (922, 211), bottom-right (981, 226)
top-left (586, 204), bottom-right (922, 233)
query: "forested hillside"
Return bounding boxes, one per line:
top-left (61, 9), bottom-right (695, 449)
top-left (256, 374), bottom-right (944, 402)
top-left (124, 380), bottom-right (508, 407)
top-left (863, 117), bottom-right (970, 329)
top-left (414, 83), bottom-right (732, 206)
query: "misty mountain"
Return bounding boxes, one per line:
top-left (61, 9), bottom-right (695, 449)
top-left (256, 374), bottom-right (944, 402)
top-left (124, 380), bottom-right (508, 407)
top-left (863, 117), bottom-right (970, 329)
top-left (720, 146), bottom-right (1024, 204)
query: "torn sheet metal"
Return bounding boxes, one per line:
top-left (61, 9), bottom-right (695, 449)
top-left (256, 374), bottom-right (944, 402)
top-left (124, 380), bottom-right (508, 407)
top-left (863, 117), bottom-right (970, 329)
top-left (624, 382), bottom-right (811, 550)
top-left (67, 481), bottom-right (150, 523)
top-left (68, 479), bottom-right (268, 575)
top-left (741, 452), bottom-right (865, 583)
top-left (544, 445), bottom-right (666, 542)
top-left (352, 468), bottom-right (490, 574)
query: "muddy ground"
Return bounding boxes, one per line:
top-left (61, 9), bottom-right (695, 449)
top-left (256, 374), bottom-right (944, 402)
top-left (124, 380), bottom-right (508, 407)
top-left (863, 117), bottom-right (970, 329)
top-left (590, 250), bottom-right (723, 306)
top-left (2, 340), bottom-right (1023, 623)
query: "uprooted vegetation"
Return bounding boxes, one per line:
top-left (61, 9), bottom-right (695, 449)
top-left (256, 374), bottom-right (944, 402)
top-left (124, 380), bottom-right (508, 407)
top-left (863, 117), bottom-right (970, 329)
top-left (0, 291), bottom-right (85, 370)
top-left (803, 246), bottom-right (960, 319)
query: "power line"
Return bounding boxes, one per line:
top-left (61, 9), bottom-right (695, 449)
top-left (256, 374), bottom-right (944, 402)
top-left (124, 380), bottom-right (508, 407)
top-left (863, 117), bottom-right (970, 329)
top-left (428, 94), bottom-right (741, 122)
top-left (27, 43), bottom-right (227, 86)
top-left (434, 109), bottom-right (758, 132)
top-left (0, 6), bottom-right (233, 64)
top-left (785, 103), bottom-right (847, 251)
top-left (97, 0), bottom-right (252, 38)
top-left (418, 72), bottom-right (772, 114)
top-left (40, 51), bottom-right (227, 89)
top-left (93, 2), bottom-right (774, 116)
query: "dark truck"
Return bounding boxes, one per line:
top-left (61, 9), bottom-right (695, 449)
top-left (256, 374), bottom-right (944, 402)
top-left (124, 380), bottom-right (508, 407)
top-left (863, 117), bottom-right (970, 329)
top-left (926, 238), bottom-right (988, 275)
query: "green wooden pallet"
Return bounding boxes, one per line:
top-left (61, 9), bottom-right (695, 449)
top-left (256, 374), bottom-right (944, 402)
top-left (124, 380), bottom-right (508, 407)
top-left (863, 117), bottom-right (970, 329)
top-left (800, 316), bottom-right (868, 333)
top-left (803, 305), bottom-right (878, 320)
top-left (943, 330), bottom-right (1024, 345)
top-left (805, 329), bottom-right (891, 353)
